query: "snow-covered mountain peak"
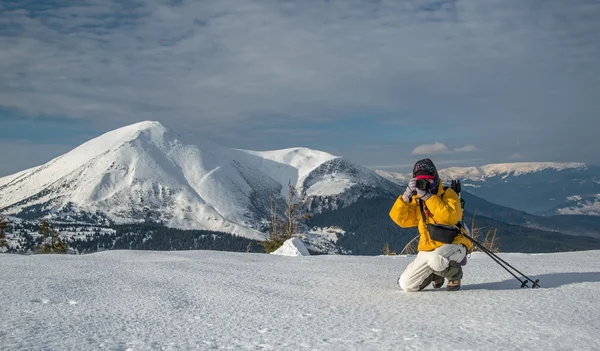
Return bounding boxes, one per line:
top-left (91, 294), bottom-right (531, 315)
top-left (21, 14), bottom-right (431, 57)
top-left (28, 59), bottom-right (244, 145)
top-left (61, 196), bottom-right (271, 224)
top-left (377, 162), bottom-right (589, 184)
top-left (0, 121), bottom-right (175, 202)
top-left (249, 147), bottom-right (338, 167)
top-left (0, 121), bottom-right (398, 239)
top-left (78, 120), bottom-right (168, 150)
top-left (129, 120), bottom-right (166, 132)
top-left (240, 147), bottom-right (339, 182)
top-left (46, 120), bottom-right (170, 172)
top-left (440, 162), bottom-right (588, 181)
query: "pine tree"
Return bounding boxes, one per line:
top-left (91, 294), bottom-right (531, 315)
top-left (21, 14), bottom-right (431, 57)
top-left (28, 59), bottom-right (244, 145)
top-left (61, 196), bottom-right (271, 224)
top-left (38, 220), bottom-right (68, 254)
top-left (0, 215), bottom-right (8, 248)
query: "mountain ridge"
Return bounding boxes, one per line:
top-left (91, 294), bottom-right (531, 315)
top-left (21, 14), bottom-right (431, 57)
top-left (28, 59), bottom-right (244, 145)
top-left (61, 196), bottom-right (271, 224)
top-left (376, 162), bottom-right (600, 215)
top-left (0, 121), bottom-right (399, 241)
top-left (376, 161), bottom-right (590, 183)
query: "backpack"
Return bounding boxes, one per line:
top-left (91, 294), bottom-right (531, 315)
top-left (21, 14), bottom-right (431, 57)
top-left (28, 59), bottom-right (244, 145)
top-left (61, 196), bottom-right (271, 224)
top-left (446, 179), bottom-right (468, 234)
top-left (447, 179), bottom-right (465, 211)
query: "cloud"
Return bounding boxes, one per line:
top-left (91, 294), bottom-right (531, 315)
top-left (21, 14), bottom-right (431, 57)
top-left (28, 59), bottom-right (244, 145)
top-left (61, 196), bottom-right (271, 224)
top-left (454, 145), bottom-right (478, 152)
top-left (0, 0), bottom-right (599, 173)
top-left (411, 142), bottom-right (452, 155)
top-left (1, 1), bottom-right (598, 126)
top-left (411, 143), bottom-right (478, 155)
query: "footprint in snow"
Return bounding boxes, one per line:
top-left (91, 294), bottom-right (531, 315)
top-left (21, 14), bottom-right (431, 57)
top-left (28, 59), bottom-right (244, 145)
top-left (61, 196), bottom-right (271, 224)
top-left (31, 299), bottom-right (50, 304)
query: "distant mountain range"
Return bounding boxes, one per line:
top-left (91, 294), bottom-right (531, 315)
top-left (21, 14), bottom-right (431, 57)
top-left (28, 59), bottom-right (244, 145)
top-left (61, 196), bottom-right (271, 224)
top-left (377, 162), bottom-right (600, 216)
top-left (1, 121), bottom-right (599, 254)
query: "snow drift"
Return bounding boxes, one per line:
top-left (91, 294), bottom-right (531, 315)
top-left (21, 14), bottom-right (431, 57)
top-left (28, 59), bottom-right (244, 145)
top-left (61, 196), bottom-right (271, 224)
top-left (270, 237), bottom-right (311, 256)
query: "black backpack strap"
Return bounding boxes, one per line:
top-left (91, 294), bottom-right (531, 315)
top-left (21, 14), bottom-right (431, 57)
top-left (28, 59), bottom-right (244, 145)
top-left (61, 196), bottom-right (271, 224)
top-left (419, 200), bottom-right (427, 223)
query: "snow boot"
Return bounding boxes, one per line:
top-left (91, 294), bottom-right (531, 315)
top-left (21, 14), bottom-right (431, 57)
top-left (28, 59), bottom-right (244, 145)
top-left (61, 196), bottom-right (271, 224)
top-left (432, 274), bottom-right (445, 289)
top-left (417, 273), bottom-right (445, 291)
top-left (444, 261), bottom-right (463, 291)
top-left (446, 279), bottom-right (461, 291)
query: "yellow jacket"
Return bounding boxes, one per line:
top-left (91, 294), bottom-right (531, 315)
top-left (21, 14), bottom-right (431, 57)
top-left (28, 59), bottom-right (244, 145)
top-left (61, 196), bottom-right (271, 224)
top-left (389, 181), bottom-right (473, 252)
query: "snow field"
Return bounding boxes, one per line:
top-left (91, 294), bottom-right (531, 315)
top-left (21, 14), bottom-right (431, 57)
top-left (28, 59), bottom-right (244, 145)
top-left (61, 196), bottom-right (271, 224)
top-left (1, 250), bottom-right (600, 350)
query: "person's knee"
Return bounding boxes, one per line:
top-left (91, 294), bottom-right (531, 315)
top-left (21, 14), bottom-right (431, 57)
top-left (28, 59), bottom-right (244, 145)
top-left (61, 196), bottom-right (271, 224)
top-left (427, 253), bottom-right (449, 272)
top-left (447, 245), bottom-right (467, 263)
top-left (429, 245), bottom-right (466, 272)
top-left (399, 274), bottom-right (421, 292)
top-left (399, 279), bottom-right (421, 292)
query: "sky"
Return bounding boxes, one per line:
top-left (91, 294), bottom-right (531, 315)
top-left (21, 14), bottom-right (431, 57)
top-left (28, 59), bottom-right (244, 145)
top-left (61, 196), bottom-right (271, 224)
top-left (1, 0), bottom-right (599, 177)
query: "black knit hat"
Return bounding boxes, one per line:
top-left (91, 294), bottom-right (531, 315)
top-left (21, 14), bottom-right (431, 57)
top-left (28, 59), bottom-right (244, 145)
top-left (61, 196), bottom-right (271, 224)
top-left (412, 158), bottom-right (439, 179)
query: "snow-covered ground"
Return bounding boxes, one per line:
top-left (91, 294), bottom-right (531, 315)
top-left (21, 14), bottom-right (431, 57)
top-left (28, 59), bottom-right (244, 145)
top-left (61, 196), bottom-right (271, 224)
top-left (2, 250), bottom-right (600, 350)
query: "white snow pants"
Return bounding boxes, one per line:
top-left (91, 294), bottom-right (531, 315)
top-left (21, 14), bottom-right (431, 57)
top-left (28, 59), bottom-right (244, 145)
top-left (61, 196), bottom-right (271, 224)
top-left (399, 244), bottom-right (467, 292)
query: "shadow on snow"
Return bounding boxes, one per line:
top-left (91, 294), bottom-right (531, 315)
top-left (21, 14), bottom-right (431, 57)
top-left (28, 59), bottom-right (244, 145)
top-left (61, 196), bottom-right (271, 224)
top-left (462, 272), bottom-right (600, 291)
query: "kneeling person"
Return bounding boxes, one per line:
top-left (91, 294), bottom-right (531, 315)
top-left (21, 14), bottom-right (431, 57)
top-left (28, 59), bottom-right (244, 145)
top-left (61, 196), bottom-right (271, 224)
top-left (389, 158), bottom-right (472, 291)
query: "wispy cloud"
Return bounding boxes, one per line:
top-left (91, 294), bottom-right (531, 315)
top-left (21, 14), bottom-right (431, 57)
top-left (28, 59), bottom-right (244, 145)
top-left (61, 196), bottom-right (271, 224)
top-left (412, 142), bottom-right (452, 155)
top-left (411, 142), bottom-right (478, 155)
top-left (454, 145), bottom-right (478, 153)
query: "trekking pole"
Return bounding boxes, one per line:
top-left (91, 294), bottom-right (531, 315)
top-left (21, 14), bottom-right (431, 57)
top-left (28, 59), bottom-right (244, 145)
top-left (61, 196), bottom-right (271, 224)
top-left (465, 236), bottom-right (530, 288)
top-left (465, 235), bottom-right (541, 288)
top-left (475, 239), bottom-right (540, 288)
top-left (452, 179), bottom-right (540, 288)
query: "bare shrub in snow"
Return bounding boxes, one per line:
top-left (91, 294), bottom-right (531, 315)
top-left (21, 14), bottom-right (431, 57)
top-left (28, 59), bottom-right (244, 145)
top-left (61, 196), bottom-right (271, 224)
top-left (261, 184), bottom-right (309, 253)
top-left (382, 242), bottom-right (396, 256)
top-left (400, 235), bottom-right (419, 255)
top-left (470, 214), bottom-right (500, 253)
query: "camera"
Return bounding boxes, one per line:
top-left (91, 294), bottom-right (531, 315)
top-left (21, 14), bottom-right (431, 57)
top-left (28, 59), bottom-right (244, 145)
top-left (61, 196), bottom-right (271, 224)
top-left (415, 179), bottom-right (429, 190)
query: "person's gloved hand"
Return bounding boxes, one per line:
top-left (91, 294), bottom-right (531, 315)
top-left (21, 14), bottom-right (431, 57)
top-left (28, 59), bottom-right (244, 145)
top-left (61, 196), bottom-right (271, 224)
top-left (415, 185), bottom-right (433, 201)
top-left (402, 178), bottom-right (417, 202)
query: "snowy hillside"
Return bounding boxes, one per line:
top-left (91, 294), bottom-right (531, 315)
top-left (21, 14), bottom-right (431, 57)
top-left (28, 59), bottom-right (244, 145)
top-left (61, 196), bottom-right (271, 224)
top-left (2, 250), bottom-right (599, 350)
top-left (553, 195), bottom-right (600, 216)
top-left (0, 121), bottom-right (398, 240)
top-left (239, 147), bottom-right (337, 197)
